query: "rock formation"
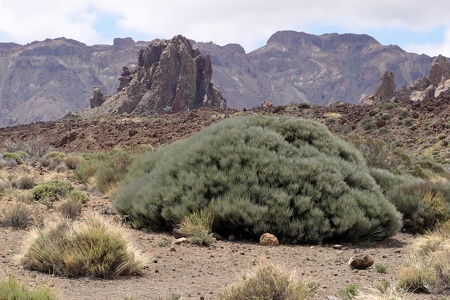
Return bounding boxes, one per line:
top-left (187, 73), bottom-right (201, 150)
top-left (364, 71), bottom-right (396, 104)
top-left (428, 54), bottom-right (450, 86)
top-left (364, 55), bottom-right (450, 104)
top-left (89, 87), bottom-right (106, 108)
top-left (117, 66), bottom-right (132, 92)
top-left (96, 35), bottom-right (226, 115)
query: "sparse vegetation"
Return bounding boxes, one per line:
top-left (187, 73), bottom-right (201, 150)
top-left (0, 276), bottom-right (57, 300)
top-left (339, 283), bottom-right (359, 299)
top-left (1, 202), bottom-right (34, 229)
top-left (375, 263), bottom-right (387, 274)
top-left (114, 116), bottom-right (402, 243)
top-left (219, 263), bottom-right (316, 300)
top-left (21, 214), bottom-right (144, 278)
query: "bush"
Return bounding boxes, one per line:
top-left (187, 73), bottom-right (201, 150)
top-left (57, 199), bottom-right (82, 219)
top-left (31, 180), bottom-right (74, 202)
top-left (219, 264), bottom-right (316, 300)
top-left (43, 152), bottom-right (66, 159)
top-left (386, 181), bottom-right (450, 233)
top-left (3, 152), bottom-right (23, 165)
top-left (67, 189), bottom-right (89, 203)
top-left (1, 202), bottom-right (34, 229)
top-left (0, 276), bottom-right (56, 300)
top-left (114, 116), bottom-right (402, 243)
top-left (298, 102), bottom-right (312, 109)
top-left (64, 155), bottom-right (81, 169)
top-left (398, 228), bottom-right (450, 293)
top-left (75, 150), bottom-right (134, 193)
top-left (21, 214), bottom-right (144, 278)
top-left (15, 175), bottom-right (36, 190)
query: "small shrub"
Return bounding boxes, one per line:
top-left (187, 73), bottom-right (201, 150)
top-left (64, 155), bottom-right (81, 169)
top-left (375, 263), bottom-right (387, 274)
top-left (0, 276), bottom-right (57, 300)
top-left (403, 117), bottom-right (414, 126)
top-left (48, 157), bottom-right (63, 171)
top-left (381, 102), bottom-right (395, 110)
top-left (21, 214), bottom-right (144, 278)
top-left (219, 263), bottom-right (316, 300)
top-left (31, 180), bottom-right (74, 202)
top-left (57, 199), bottom-right (82, 219)
top-left (67, 189), bottom-right (89, 203)
top-left (95, 149), bottom-right (134, 194)
top-left (386, 182), bottom-right (450, 233)
top-left (15, 175), bottom-right (36, 190)
top-left (339, 283), bottom-right (358, 299)
top-left (38, 157), bottom-right (50, 168)
top-left (298, 102), bottom-right (312, 109)
top-left (1, 202), bottom-right (34, 229)
top-left (380, 113), bottom-right (390, 120)
top-left (3, 152), bottom-right (23, 165)
top-left (75, 158), bottom-right (97, 183)
top-left (43, 152), bottom-right (66, 159)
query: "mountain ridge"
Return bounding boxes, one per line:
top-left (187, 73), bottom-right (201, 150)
top-left (0, 31), bottom-right (435, 127)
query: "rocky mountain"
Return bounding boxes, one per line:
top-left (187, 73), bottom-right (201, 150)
top-left (82, 35), bottom-right (225, 117)
top-left (0, 37), bottom-right (147, 127)
top-left (0, 31), bottom-right (435, 127)
top-left (192, 31), bottom-right (433, 109)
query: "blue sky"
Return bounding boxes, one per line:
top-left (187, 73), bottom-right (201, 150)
top-left (1, 0), bottom-right (449, 57)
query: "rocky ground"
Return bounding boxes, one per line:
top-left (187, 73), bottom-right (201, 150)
top-left (1, 102), bottom-right (450, 299)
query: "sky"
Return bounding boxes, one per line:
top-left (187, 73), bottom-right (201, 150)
top-left (1, 0), bottom-right (450, 57)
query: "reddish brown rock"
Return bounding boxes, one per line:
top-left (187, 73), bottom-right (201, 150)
top-left (348, 254), bottom-right (374, 270)
top-left (259, 233), bottom-right (279, 246)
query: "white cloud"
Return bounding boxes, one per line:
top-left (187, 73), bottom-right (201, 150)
top-left (1, 0), bottom-right (450, 56)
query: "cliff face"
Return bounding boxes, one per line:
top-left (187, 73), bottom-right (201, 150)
top-left (0, 31), bottom-right (435, 127)
top-left (0, 37), bottom-right (146, 127)
top-left (193, 31), bottom-right (433, 109)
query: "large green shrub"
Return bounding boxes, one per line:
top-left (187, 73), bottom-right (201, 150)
top-left (114, 116), bottom-right (402, 243)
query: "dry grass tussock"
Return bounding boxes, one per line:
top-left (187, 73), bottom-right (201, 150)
top-left (219, 262), bottom-right (317, 300)
top-left (19, 213), bottom-right (146, 278)
top-left (398, 227), bottom-right (450, 293)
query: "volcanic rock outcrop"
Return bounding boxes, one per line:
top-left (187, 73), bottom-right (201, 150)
top-left (95, 35), bottom-right (226, 115)
top-left (364, 71), bottom-right (396, 105)
top-left (365, 55), bottom-right (450, 104)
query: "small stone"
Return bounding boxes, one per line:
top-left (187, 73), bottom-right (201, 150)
top-left (228, 235), bottom-right (235, 241)
top-left (332, 244), bottom-right (343, 250)
top-left (259, 233), bottom-right (279, 246)
top-left (173, 237), bottom-right (188, 244)
top-left (173, 228), bottom-right (189, 239)
top-left (169, 246), bottom-right (177, 252)
top-left (348, 254), bottom-right (374, 270)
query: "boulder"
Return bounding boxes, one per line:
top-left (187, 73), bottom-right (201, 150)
top-left (259, 233), bottom-right (279, 246)
top-left (348, 254), bottom-right (374, 270)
